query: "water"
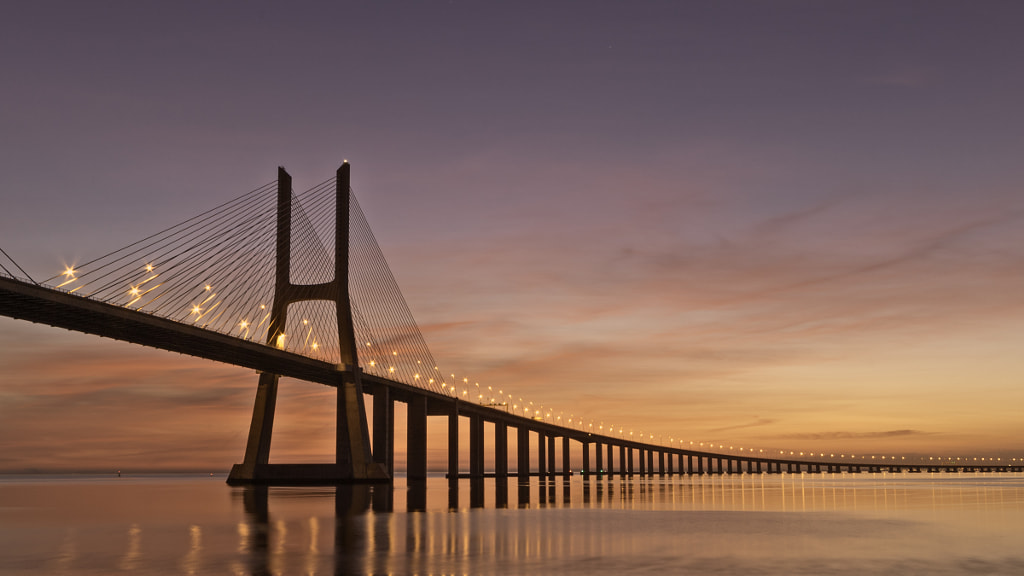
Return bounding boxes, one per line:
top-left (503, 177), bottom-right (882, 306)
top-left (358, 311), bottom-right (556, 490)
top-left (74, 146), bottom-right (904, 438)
top-left (2, 472), bottom-right (1023, 575)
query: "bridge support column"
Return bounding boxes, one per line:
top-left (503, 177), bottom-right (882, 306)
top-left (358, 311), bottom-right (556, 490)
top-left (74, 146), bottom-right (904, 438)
top-left (548, 435), bottom-right (557, 477)
top-left (648, 450), bottom-right (655, 476)
top-left (594, 442), bottom-right (602, 474)
top-left (470, 414), bottom-right (484, 478)
top-left (627, 447), bottom-right (635, 475)
top-left (607, 444), bottom-right (614, 475)
top-left (538, 433), bottom-right (547, 476)
top-left (448, 406), bottom-right (459, 481)
top-left (517, 427), bottom-right (530, 480)
top-left (619, 445), bottom-right (627, 476)
top-left (582, 441), bottom-right (590, 476)
top-left (638, 449), bottom-right (646, 476)
top-left (660, 451), bottom-right (666, 476)
top-left (562, 436), bottom-right (571, 477)
top-left (495, 421), bottom-right (508, 478)
top-left (407, 395), bottom-right (428, 481)
top-left (229, 372), bottom-right (280, 482)
top-left (372, 386), bottom-right (394, 477)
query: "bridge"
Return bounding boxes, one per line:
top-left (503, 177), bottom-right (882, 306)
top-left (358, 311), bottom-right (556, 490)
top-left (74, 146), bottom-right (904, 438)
top-left (1, 163), bottom-right (1020, 484)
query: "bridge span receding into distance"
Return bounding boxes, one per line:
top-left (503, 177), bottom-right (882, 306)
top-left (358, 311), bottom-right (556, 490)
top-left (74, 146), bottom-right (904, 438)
top-left (1, 163), bottom-right (1020, 484)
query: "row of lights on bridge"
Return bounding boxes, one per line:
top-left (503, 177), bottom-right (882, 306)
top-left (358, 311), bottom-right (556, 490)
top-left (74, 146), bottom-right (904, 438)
top-left (55, 264), bottom-right (1023, 467)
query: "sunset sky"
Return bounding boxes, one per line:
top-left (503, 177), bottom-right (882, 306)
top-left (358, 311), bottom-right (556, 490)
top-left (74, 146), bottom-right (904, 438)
top-left (2, 1), bottom-right (1024, 472)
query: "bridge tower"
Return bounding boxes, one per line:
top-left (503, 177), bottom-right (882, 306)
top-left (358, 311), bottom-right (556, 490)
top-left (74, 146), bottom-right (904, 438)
top-left (228, 163), bottom-right (388, 484)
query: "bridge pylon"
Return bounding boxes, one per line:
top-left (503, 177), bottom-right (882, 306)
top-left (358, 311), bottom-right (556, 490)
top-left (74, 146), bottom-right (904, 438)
top-left (227, 163), bottom-right (389, 485)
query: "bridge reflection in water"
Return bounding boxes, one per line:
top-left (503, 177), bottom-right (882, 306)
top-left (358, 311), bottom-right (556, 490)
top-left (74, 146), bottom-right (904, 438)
top-left (234, 474), bottom-right (1024, 575)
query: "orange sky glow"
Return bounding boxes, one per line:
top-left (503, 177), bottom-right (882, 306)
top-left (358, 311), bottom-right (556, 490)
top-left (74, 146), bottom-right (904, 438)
top-left (2, 2), bottom-right (1024, 472)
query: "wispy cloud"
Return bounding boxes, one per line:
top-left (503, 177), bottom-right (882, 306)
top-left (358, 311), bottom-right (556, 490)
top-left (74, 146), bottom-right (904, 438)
top-left (709, 418), bottom-right (778, 433)
top-left (773, 430), bottom-right (926, 441)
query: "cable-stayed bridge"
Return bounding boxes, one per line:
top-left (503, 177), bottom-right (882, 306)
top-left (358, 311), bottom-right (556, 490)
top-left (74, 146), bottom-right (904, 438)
top-left (1, 164), bottom-right (1020, 483)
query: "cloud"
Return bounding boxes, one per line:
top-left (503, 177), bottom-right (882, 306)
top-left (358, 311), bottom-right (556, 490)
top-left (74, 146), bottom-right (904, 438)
top-left (708, 418), bottom-right (778, 433)
top-left (772, 430), bottom-right (926, 441)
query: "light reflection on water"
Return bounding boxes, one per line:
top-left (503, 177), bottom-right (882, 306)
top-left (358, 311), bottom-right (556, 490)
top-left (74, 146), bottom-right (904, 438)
top-left (1, 472), bottom-right (1023, 575)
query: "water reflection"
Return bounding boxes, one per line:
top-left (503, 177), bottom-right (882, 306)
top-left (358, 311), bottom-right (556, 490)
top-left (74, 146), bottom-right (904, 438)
top-left (3, 473), bottom-right (1024, 575)
top-left (224, 473), bottom-right (1024, 575)
top-left (117, 523), bottom-right (141, 571)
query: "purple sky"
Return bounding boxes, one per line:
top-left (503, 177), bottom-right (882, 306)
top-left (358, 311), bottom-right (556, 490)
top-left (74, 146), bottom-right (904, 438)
top-left (2, 1), bottom-right (1024, 472)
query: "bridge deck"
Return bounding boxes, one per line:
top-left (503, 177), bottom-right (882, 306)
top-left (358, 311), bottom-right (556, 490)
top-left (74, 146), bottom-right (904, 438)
top-left (0, 276), bottom-right (344, 387)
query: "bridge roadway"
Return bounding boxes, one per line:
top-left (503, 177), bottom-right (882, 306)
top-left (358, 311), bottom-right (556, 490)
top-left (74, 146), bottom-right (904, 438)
top-left (3, 275), bottom-right (1021, 480)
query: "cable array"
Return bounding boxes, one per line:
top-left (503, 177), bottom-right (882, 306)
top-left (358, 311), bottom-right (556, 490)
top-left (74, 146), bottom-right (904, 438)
top-left (290, 180), bottom-right (448, 394)
top-left (41, 177), bottom-right (448, 393)
top-left (44, 181), bottom-right (281, 347)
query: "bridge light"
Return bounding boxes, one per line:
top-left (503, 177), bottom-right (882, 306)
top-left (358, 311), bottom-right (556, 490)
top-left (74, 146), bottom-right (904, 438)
top-left (192, 305), bottom-right (202, 315)
top-left (145, 264), bottom-right (154, 272)
top-left (56, 265), bottom-right (78, 287)
top-left (369, 360), bottom-right (376, 367)
top-left (205, 285), bottom-right (212, 291)
top-left (302, 319), bottom-right (308, 325)
top-left (129, 286), bottom-right (140, 297)
top-left (389, 366), bottom-right (395, 373)
top-left (275, 333), bottom-right (286, 349)
top-left (311, 341), bottom-right (319, 350)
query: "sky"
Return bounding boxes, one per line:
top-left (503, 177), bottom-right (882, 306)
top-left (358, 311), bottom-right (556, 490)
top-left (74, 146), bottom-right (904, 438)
top-left (2, 1), bottom-right (1024, 472)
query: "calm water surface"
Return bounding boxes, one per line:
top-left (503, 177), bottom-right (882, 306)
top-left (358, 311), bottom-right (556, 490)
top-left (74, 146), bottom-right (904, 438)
top-left (1, 472), bottom-right (1023, 575)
